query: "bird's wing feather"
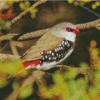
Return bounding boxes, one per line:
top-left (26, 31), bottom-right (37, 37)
top-left (22, 32), bottom-right (64, 62)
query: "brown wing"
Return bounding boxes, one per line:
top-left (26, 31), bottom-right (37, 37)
top-left (22, 32), bottom-right (64, 62)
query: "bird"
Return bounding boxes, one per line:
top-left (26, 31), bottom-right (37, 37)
top-left (22, 22), bottom-right (80, 70)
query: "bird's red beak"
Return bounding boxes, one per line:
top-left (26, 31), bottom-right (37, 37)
top-left (73, 27), bottom-right (80, 34)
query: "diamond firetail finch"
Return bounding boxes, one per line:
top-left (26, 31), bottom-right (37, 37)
top-left (22, 22), bottom-right (80, 70)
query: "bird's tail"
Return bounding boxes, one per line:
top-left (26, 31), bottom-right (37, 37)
top-left (23, 60), bottom-right (41, 69)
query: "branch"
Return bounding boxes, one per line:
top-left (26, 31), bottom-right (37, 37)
top-left (6, 70), bottom-right (47, 100)
top-left (10, 0), bottom-right (47, 25)
top-left (9, 40), bottom-right (24, 56)
top-left (6, 65), bottom-right (88, 100)
top-left (0, 53), bottom-right (20, 60)
top-left (57, 65), bottom-right (87, 75)
top-left (18, 28), bottom-right (51, 40)
top-left (0, 18), bottom-right (100, 60)
top-left (0, 34), bottom-right (18, 41)
top-left (75, 18), bottom-right (100, 30)
top-left (0, 28), bottom-right (50, 42)
top-left (0, 18), bottom-right (100, 43)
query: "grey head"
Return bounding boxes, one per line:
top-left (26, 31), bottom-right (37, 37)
top-left (50, 22), bottom-right (80, 42)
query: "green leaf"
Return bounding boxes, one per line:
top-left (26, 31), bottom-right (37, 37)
top-left (0, 19), bottom-right (6, 30)
top-left (95, 70), bottom-right (100, 82)
top-left (25, 1), bottom-right (30, 7)
top-left (0, 60), bottom-right (23, 76)
top-left (76, 78), bottom-right (86, 90)
top-left (80, 62), bottom-right (90, 70)
top-left (89, 86), bottom-right (98, 99)
top-left (67, 80), bottom-right (77, 96)
top-left (0, 79), bottom-right (9, 88)
top-left (5, 21), bottom-right (11, 30)
top-left (53, 71), bottom-right (64, 84)
top-left (19, 85), bottom-right (33, 99)
top-left (29, 8), bottom-right (38, 14)
top-left (12, 81), bottom-right (19, 90)
top-left (63, 68), bottom-right (78, 79)
top-left (68, 90), bottom-right (84, 100)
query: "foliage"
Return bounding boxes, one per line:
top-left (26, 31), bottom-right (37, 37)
top-left (0, 19), bottom-right (11, 31)
top-left (19, 1), bottom-right (38, 18)
top-left (0, 40), bottom-right (100, 99)
top-left (0, 60), bottom-right (28, 88)
top-left (38, 40), bottom-right (100, 100)
top-left (19, 85), bottom-right (33, 99)
top-left (12, 80), bottom-right (19, 90)
top-left (0, 78), bottom-right (9, 88)
top-left (0, 1), bottom-right (100, 99)
top-left (67, 0), bottom-right (100, 9)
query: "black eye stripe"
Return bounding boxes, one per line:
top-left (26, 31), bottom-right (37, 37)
top-left (69, 28), bottom-right (73, 32)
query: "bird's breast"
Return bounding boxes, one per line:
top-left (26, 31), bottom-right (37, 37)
top-left (40, 39), bottom-right (74, 65)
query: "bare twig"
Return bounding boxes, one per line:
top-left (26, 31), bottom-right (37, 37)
top-left (6, 91), bottom-right (18, 100)
top-left (10, 0), bottom-right (47, 25)
top-left (75, 18), bottom-right (100, 30)
top-left (57, 65), bottom-right (87, 75)
top-left (73, 67), bottom-right (87, 75)
top-left (18, 28), bottom-right (51, 40)
top-left (0, 34), bottom-right (18, 41)
top-left (9, 41), bottom-right (20, 56)
top-left (0, 18), bottom-right (100, 60)
top-left (0, 28), bottom-right (50, 42)
top-left (11, 41), bottom-right (24, 48)
top-left (0, 18), bottom-right (100, 43)
top-left (0, 53), bottom-right (20, 60)
top-left (9, 40), bottom-right (24, 56)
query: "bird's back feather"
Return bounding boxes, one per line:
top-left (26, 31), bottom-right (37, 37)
top-left (22, 32), bottom-right (64, 62)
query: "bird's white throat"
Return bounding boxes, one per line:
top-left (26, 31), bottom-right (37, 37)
top-left (65, 32), bottom-right (76, 42)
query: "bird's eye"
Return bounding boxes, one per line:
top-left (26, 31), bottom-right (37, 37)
top-left (66, 27), bottom-right (70, 31)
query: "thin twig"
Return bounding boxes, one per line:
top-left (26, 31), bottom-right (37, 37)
top-left (9, 40), bottom-right (20, 56)
top-left (18, 28), bottom-right (51, 40)
top-left (0, 18), bottom-right (100, 43)
top-left (0, 53), bottom-right (20, 60)
top-left (6, 91), bottom-right (18, 100)
top-left (9, 40), bottom-right (24, 56)
top-left (0, 18), bottom-right (100, 60)
top-left (0, 28), bottom-right (50, 42)
top-left (75, 18), bottom-right (100, 30)
top-left (57, 65), bottom-right (87, 75)
top-left (0, 34), bottom-right (18, 41)
top-left (10, 0), bottom-right (47, 25)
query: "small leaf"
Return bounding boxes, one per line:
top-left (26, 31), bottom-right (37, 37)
top-left (19, 2), bottom-right (25, 10)
top-left (64, 68), bottom-right (78, 79)
top-left (29, 8), bottom-right (38, 14)
top-left (67, 80), bottom-right (76, 96)
top-left (0, 79), bottom-right (9, 88)
top-left (31, 14), bottom-right (36, 18)
top-left (0, 71), bottom-right (8, 82)
top-left (25, 1), bottom-right (30, 7)
top-left (53, 71), bottom-right (64, 84)
top-left (12, 81), bottom-right (19, 90)
top-left (19, 85), bottom-right (33, 99)
top-left (80, 62), bottom-right (90, 70)
top-left (0, 60), bottom-right (23, 76)
top-left (89, 87), bottom-right (98, 99)
top-left (0, 19), bottom-right (6, 30)
top-left (68, 0), bottom-right (73, 4)
top-left (76, 78), bottom-right (86, 90)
